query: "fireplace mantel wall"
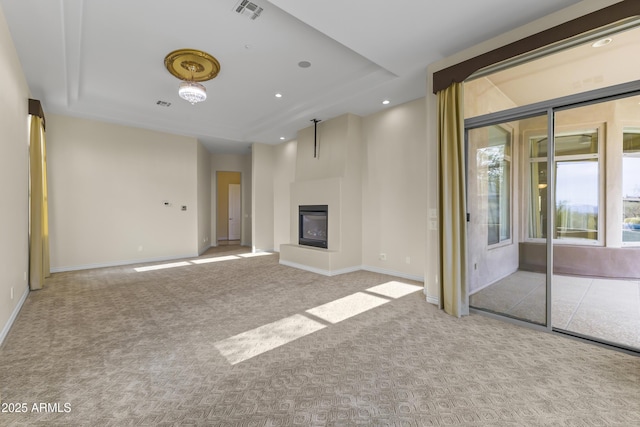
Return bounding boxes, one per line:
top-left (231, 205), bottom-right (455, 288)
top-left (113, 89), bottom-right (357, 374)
top-left (280, 114), bottom-right (362, 275)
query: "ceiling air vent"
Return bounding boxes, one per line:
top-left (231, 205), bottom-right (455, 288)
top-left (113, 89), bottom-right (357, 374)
top-left (234, 0), bottom-right (263, 20)
top-left (156, 100), bottom-right (172, 107)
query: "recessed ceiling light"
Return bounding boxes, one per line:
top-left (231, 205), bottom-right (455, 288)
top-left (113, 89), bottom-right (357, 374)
top-left (275, 93), bottom-right (282, 98)
top-left (280, 137), bottom-right (285, 140)
top-left (298, 61), bottom-right (311, 68)
top-left (591, 38), bottom-right (612, 48)
top-left (382, 100), bottom-right (390, 105)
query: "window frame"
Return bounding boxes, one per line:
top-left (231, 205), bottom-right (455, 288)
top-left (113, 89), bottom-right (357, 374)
top-left (481, 124), bottom-right (514, 249)
top-left (526, 125), bottom-right (604, 246)
top-left (622, 127), bottom-right (640, 247)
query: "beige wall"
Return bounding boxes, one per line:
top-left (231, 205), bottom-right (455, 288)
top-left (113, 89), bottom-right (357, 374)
top-left (267, 105), bottom-right (426, 280)
top-left (273, 140), bottom-right (297, 251)
top-left (361, 98), bottom-right (426, 278)
top-left (197, 142), bottom-right (211, 254)
top-left (283, 114), bottom-right (363, 272)
top-left (47, 114), bottom-right (199, 270)
top-left (425, 0), bottom-right (623, 304)
top-left (252, 143), bottom-right (275, 252)
top-left (0, 5), bottom-right (30, 344)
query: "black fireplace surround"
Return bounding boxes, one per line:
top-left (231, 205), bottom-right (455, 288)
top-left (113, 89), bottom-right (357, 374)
top-left (299, 205), bottom-right (328, 248)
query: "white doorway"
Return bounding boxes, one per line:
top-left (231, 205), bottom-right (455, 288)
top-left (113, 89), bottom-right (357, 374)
top-left (228, 183), bottom-right (241, 240)
top-left (216, 171), bottom-right (241, 243)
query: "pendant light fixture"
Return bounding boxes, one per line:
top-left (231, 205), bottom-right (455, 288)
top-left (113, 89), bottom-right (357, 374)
top-left (164, 49), bottom-right (220, 105)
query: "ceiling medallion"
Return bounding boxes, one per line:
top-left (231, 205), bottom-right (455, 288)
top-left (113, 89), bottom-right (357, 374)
top-left (164, 49), bottom-right (220, 104)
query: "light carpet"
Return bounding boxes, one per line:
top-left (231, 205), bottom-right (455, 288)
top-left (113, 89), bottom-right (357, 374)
top-left (0, 246), bottom-right (638, 426)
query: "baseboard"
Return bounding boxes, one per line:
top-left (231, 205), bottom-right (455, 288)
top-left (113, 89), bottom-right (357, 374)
top-left (0, 286), bottom-right (29, 347)
top-left (279, 260), bottom-right (425, 282)
top-left (279, 260), bottom-right (361, 277)
top-left (426, 294), bottom-right (439, 305)
top-left (360, 265), bottom-right (424, 283)
top-left (50, 253), bottom-right (200, 273)
top-left (198, 245), bottom-right (212, 255)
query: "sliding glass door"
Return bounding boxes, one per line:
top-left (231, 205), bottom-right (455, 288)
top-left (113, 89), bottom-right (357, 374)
top-left (467, 92), bottom-right (640, 352)
top-left (551, 96), bottom-right (640, 351)
top-left (467, 114), bottom-right (549, 326)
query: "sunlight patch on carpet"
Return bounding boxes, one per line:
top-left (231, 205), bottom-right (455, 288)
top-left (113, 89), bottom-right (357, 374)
top-left (305, 292), bottom-right (390, 324)
top-left (214, 281), bottom-right (422, 364)
top-left (134, 262), bottom-right (191, 272)
top-left (366, 281), bottom-right (423, 299)
top-left (215, 314), bottom-right (326, 365)
top-left (238, 252), bottom-right (274, 258)
top-left (191, 255), bottom-right (240, 264)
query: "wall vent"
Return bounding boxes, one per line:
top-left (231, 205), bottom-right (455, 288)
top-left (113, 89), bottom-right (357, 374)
top-left (234, 0), bottom-right (263, 20)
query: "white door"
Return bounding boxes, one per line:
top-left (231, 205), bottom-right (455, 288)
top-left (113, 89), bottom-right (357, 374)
top-left (228, 184), bottom-right (241, 240)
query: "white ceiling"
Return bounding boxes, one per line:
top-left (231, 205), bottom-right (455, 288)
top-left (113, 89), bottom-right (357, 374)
top-left (1, 0), bottom-right (581, 153)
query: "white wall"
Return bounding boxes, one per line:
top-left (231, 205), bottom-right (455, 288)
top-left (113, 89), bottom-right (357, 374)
top-left (211, 152), bottom-right (252, 246)
top-left (0, 4), bottom-right (30, 344)
top-left (197, 142), bottom-right (211, 254)
top-left (251, 143), bottom-right (275, 252)
top-left (362, 98), bottom-right (426, 279)
top-left (425, 0), bottom-right (623, 304)
top-left (266, 106), bottom-right (426, 280)
top-left (273, 140), bottom-right (297, 251)
top-left (47, 114), bottom-right (199, 271)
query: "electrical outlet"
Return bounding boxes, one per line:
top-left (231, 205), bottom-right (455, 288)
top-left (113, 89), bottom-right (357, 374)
top-left (11, 287), bottom-right (14, 300)
top-left (379, 253), bottom-right (387, 261)
top-left (405, 257), bottom-right (411, 264)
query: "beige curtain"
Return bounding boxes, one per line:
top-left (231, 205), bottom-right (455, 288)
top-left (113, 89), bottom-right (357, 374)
top-left (29, 115), bottom-right (50, 290)
top-left (437, 83), bottom-right (468, 317)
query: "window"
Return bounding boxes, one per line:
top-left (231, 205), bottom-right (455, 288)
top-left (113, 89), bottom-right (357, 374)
top-left (623, 129), bottom-right (640, 245)
top-left (477, 125), bottom-right (511, 245)
top-left (529, 129), bottom-right (601, 243)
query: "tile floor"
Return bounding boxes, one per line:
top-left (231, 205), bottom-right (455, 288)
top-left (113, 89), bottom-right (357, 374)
top-left (470, 271), bottom-right (640, 350)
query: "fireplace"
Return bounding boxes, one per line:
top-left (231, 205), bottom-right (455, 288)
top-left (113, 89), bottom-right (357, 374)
top-left (299, 205), bottom-right (328, 248)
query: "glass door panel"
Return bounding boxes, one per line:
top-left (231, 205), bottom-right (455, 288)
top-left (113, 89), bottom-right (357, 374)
top-left (553, 96), bottom-right (640, 351)
top-left (468, 114), bottom-right (548, 326)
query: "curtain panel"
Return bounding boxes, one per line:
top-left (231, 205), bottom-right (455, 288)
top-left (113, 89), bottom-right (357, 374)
top-left (437, 83), bottom-right (468, 317)
top-left (29, 113), bottom-right (50, 290)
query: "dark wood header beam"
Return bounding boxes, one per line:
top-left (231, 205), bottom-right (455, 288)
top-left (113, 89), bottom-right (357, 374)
top-left (432, 0), bottom-right (640, 94)
top-left (28, 98), bottom-right (45, 130)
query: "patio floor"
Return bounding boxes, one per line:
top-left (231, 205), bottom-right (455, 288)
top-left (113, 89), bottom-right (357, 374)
top-left (470, 271), bottom-right (640, 350)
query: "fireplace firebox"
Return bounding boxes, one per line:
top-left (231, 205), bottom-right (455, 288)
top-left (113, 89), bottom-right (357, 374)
top-left (299, 205), bottom-right (328, 248)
